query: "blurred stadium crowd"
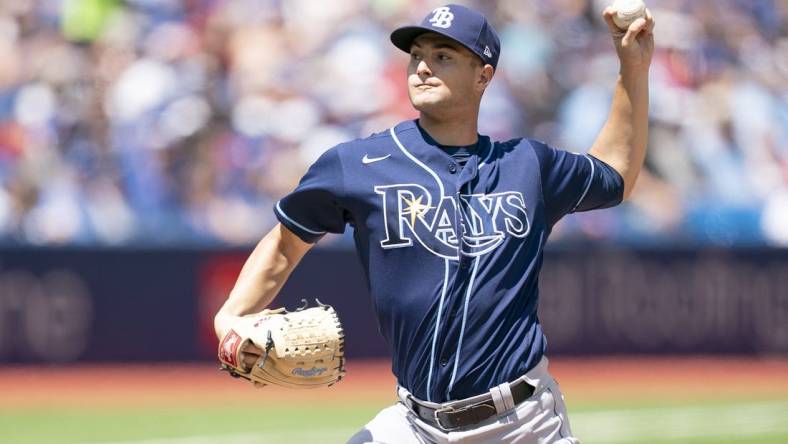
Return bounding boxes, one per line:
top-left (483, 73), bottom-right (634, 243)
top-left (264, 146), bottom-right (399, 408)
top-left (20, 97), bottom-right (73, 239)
top-left (0, 0), bottom-right (785, 246)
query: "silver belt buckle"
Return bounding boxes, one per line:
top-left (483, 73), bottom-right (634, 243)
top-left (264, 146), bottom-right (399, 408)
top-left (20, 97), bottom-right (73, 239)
top-left (433, 405), bottom-right (455, 431)
top-left (434, 404), bottom-right (474, 431)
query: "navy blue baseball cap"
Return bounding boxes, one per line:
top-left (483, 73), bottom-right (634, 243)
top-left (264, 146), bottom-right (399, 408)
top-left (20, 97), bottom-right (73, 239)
top-left (390, 4), bottom-right (501, 69)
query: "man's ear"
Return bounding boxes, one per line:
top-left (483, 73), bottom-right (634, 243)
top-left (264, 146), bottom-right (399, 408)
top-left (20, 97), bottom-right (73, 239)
top-left (477, 65), bottom-right (494, 92)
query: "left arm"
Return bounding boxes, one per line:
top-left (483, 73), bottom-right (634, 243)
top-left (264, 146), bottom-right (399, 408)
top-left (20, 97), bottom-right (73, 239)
top-left (588, 7), bottom-right (655, 200)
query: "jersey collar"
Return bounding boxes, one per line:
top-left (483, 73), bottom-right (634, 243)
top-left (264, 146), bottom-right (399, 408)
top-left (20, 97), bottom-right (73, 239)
top-left (392, 120), bottom-right (492, 188)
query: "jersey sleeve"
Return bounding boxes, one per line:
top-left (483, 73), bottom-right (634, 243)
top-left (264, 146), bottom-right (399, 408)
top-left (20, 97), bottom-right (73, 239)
top-left (274, 147), bottom-right (348, 243)
top-left (531, 140), bottom-right (625, 227)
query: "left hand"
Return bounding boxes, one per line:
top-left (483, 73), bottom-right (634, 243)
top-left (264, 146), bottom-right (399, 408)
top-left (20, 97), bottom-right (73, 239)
top-left (602, 6), bottom-right (655, 74)
top-left (218, 303), bottom-right (346, 389)
top-left (240, 342), bottom-right (264, 369)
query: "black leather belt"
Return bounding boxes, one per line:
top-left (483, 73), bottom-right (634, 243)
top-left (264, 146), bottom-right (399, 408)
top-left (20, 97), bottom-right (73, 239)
top-left (403, 379), bottom-right (536, 431)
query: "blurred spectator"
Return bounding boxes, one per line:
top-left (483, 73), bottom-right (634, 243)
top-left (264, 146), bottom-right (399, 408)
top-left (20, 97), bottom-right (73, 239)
top-left (0, 0), bottom-right (785, 247)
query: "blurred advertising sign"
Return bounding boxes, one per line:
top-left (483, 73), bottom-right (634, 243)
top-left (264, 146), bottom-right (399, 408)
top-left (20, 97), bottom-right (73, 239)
top-left (0, 247), bottom-right (786, 363)
top-left (0, 270), bottom-right (93, 362)
top-left (0, 249), bottom-right (200, 363)
top-left (539, 249), bottom-right (788, 354)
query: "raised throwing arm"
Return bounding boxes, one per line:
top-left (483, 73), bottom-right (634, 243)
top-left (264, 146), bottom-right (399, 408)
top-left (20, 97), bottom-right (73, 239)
top-left (588, 7), bottom-right (655, 200)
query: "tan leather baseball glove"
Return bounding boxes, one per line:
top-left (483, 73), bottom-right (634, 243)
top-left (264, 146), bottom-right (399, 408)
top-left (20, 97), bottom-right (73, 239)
top-left (218, 300), bottom-right (345, 389)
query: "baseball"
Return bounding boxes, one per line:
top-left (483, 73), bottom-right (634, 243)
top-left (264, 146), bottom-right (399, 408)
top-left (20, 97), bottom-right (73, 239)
top-left (611, 0), bottom-right (647, 30)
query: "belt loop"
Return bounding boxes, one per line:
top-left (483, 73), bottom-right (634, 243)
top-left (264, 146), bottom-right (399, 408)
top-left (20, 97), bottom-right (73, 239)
top-left (397, 386), bottom-right (411, 407)
top-left (498, 382), bottom-right (515, 411)
top-left (489, 385), bottom-right (506, 414)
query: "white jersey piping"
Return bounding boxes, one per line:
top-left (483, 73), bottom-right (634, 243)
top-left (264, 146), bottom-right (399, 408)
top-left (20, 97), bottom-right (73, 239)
top-left (571, 155), bottom-right (595, 213)
top-left (275, 201), bottom-right (326, 235)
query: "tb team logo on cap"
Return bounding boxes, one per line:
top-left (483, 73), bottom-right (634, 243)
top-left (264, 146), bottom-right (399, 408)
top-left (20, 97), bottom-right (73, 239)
top-left (429, 6), bottom-right (454, 28)
top-left (390, 4), bottom-right (501, 69)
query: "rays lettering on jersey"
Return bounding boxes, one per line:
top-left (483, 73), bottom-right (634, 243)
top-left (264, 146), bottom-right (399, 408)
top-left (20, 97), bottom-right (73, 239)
top-left (374, 184), bottom-right (530, 259)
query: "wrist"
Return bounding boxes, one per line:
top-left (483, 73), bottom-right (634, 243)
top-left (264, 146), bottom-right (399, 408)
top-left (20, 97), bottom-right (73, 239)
top-left (214, 312), bottom-right (236, 340)
top-left (619, 69), bottom-right (649, 92)
top-left (620, 65), bottom-right (649, 82)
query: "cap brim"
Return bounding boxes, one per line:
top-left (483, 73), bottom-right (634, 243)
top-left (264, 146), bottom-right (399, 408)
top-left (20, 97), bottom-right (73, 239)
top-left (390, 26), bottom-right (435, 53)
top-left (389, 26), bottom-right (487, 67)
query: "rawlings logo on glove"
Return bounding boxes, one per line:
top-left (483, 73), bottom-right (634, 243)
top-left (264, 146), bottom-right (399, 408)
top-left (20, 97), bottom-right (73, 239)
top-left (292, 366), bottom-right (327, 377)
top-left (218, 299), bottom-right (345, 389)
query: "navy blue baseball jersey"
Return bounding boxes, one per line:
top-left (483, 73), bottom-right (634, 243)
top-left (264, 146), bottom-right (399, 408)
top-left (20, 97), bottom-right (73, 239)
top-left (275, 119), bottom-right (623, 403)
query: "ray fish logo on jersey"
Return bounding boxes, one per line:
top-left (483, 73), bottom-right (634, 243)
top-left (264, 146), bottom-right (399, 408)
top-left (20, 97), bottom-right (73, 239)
top-left (374, 184), bottom-right (530, 259)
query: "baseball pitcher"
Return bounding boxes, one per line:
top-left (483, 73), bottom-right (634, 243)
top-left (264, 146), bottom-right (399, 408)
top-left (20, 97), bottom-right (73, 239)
top-left (214, 3), bottom-right (654, 443)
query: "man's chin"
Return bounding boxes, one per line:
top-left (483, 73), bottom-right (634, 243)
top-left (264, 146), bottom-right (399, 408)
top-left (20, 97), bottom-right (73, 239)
top-left (410, 97), bottom-right (449, 113)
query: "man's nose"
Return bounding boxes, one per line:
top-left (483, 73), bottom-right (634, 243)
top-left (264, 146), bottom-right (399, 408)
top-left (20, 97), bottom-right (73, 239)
top-left (416, 60), bottom-right (431, 76)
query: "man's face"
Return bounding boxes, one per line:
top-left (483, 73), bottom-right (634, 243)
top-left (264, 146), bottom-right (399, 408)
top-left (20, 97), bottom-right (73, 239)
top-left (407, 33), bottom-right (487, 113)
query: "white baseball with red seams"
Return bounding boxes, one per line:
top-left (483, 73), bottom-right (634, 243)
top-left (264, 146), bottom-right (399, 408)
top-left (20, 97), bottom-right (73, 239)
top-left (611, 0), bottom-right (647, 30)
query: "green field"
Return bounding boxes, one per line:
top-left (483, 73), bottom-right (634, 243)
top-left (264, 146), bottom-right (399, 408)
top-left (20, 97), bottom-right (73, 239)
top-left (3, 400), bottom-right (788, 443)
top-left (3, 359), bottom-right (786, 443)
